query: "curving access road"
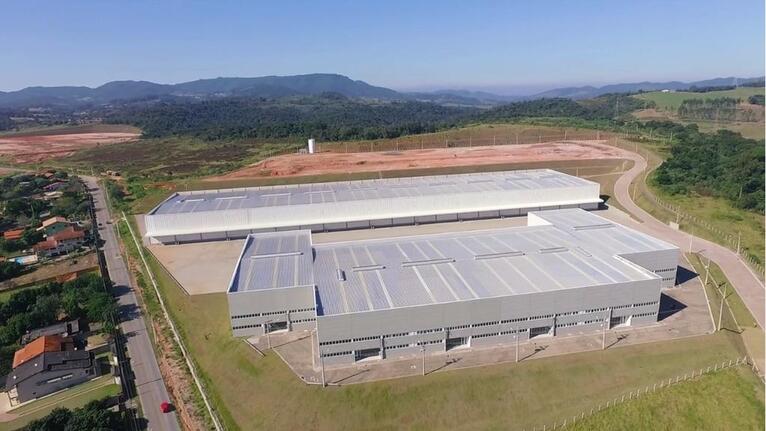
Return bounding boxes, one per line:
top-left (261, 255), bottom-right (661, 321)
top-left (605, 144), bottom-right (765, 328)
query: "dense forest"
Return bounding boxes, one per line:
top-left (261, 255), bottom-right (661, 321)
top-left (105, 95), bottom-right (472, 141)
top-left (479, 94), bottom-right (649, 122)
top-left (651, 122), bottom-right (764, 212)
top-left (106, 93), bottom-right (648, 141)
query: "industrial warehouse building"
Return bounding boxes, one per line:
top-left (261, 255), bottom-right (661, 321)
top-left (227, 208), bottom-right (679, 366)
top-left (144, 169), bottom-right (601, 244)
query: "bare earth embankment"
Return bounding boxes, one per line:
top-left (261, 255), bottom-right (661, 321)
top-left (212, 140), bottom-right (626, 180)
top-left (0, 125), bottom-right (140, 163)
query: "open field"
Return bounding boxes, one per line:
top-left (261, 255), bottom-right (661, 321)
top-left (0, 124), bottom-right (140, 163)
top-left (0, 376), bottom-right (120, 431)
top-left (60, 136), bottom-right (302, 178)
top-left (123, 213), bottom-right (755, 431)
top-left (211, 140), bottom-right (627, 180)
top-left (632, 108), bottom-right (765, 139)
top-left (569, 367), bottom-right (764, 431)
top-left (634, 87), bottom-right (765, 111)
top-left (56, 124), bottom-right (611, 179)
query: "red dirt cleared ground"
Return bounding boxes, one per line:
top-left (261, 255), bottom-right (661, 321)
top-left (213, 140), bottom-right (629, 180)
top-left (0, 132), bottom-right (139, 163)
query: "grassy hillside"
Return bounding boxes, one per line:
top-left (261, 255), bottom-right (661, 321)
top-left (570, 367), bottom-right (764, 431)
top-left (634, 87), bottom-right (765, 111)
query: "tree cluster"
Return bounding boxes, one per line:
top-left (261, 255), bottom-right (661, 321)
top-left (21, 398), bottom-right (127, 431)
top-left (105, 96), bottom-right (472, 141)
top-left (0, 273), bottom-right (117, 376)
top-left (677, 97), bottom-right (742, 122)
top-left (652, 123), bottom-right (764, 212)
top-left (0, 261), bottom-right (23, 281)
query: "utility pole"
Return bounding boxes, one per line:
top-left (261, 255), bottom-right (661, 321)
top-left (717, 283), bottom-right (728, 331)
top-left (736, 232), bottom-right (741, 255)
top-left (421, 346), bottom-right (426, 376)
top-left (602, 308), bottom-right (611, 350)
top-left (704, 256), bottom-right (710, 286)
top-left (320, 349), bottom-right (326, 387)
top-left (515, 328), bottom-right (520, 362)
top-left (265, 320), bottom-right (272, 349)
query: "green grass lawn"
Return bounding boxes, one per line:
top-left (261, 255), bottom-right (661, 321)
top-left (569, 367), bottom-right (764, 431)
top-left (634, 87), bottom-right (765, 112)
top-left (125, 211), bottom-right (757, 431)
top-left (0, 377), bottom-right (121, 431)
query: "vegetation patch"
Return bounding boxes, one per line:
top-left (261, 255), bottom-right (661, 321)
top-left (569, 367), bottom-right (764, 431)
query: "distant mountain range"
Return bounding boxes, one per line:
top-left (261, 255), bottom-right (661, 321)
top-left (0, 73), bottom-right (762, 108)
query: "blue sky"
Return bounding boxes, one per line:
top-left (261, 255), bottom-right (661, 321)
top-left (1, 1), bottom-right (763, 94)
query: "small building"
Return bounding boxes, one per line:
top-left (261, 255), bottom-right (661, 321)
top-left (42, 182), bottom-right (66, 192)
top-left (42, 191), bottom-right (64, 201)
top-left (10, 254), bottom-right (38, 266)
top-left (21, 319), bottom-right (82, 345)
top-left (5, 341), bottom-right (96, 405)
top-left (2, 228), bottom-right (25, 241)
top-left (37, 216), bottom-right (71, 236)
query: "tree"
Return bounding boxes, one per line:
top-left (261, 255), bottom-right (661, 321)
top-left (0, 261), bottom-right (22, 282)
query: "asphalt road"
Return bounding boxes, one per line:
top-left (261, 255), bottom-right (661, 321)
top-left (84, 176), bottom-right (181, 431)
top-left (608, 146), bottom-right (765, 328)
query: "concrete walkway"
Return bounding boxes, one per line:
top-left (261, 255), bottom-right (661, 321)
top-left (602, 143), bottom-right (765, 328)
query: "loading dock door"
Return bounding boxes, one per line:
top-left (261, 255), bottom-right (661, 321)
top-left (355, 348), bottom-right (381, 361)
top-left (265, 321), bottom-right (288, 333)
top-left (529, 326), bottom-right (552, 339)
top-left (446, 337), bottom-right (468, 350)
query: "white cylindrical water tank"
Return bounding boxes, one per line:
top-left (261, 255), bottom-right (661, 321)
top-left (308, 138), bottom-right (315, 154)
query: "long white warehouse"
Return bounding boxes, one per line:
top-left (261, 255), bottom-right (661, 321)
top-left (144, 169), bottom-right (601, 244)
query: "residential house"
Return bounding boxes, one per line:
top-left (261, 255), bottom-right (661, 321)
top-left (21, 319), bottom-right (83, 345)
top-left (2, 228), bottom-right (24, 241)
top-left (33, 227), bottom-right (86, 258)
top-left (4, 335), bottom-right (96, 405)
top-left (37, 216), bottom-right (71, 236)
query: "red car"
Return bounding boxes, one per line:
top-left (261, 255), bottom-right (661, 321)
top-left (160, 401), bottom-right (173, 413)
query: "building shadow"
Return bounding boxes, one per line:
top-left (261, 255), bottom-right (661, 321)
top-left (675, 265), bottom-right (698, 285)
top-left (428, 356), bottom-right (462, 374)
top-left (658, 293), bottom-right (687, 321)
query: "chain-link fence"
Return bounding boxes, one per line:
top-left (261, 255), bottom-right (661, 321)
top-left (314, 128), bottom-right (617, 153)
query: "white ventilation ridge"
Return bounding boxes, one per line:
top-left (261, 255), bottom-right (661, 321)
top-left (401, 258), bottom-right (455, 267)
top-left (539, 247), bottom-right (568, 254)
top-left (251, 251), bottom-right (303, 259)
top-left (352, 264), bottom-right (386, 272)
top-left (474, 251), bottom-right (525, 260)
